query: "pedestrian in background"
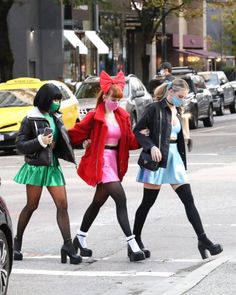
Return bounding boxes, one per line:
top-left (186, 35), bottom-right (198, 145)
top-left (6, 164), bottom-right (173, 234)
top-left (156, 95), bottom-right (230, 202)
top-left (159, 62), bottom-right (175, 82)
top-left (133, 78), bottom-right (223, 259)
top-left (68, 70), bottom-right (145, 262)
top-left (13, 83), bottom-right (82, 265)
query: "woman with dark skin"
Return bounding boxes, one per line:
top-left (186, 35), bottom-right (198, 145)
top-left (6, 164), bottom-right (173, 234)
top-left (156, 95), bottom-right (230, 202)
top-left (133, 78), bottom-right (223, 259)
top-left (13, 83), bottom-right (82, 264)
top-left (69, 71), bottom-right (145, 262)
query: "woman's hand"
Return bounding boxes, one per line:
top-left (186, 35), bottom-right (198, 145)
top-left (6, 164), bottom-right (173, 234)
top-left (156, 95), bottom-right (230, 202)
top-left (82, 139), bottom-right (91, 149)
top-left (139, 128), bottom-right (150, 136)
top-left (151, 146), bottom-right (162, 162)
top-left (41, 134), bottom-right (53, 145)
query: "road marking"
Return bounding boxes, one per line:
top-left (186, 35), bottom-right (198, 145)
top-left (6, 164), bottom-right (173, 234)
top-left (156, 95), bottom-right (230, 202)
top-left (16, 254), bottom-right (204, 264)
top-left (143, 255), bottom-right (232, 295)
top-left (12, 269), bottom-right (174, 278)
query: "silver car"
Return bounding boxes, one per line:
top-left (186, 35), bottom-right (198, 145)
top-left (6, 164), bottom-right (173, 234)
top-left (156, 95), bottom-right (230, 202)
top-left (74, 74), bottom-right (153, 128)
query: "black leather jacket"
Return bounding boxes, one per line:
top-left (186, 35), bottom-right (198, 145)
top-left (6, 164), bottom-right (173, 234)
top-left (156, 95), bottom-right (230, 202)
top-left (134, 99), bottom-right (187, 169)
top-left (16, 107), bottom-right (76, 166)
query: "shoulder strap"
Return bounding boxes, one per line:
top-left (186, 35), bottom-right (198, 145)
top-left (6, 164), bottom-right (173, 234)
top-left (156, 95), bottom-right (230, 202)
top-left (154, 102), bottom-right (162, 148)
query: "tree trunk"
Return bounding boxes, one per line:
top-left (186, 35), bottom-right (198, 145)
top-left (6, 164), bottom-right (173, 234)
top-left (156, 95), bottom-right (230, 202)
top-left (0, 1), bottom-right (14, 82)
top-left (141, 54), bottom-right (150, 87)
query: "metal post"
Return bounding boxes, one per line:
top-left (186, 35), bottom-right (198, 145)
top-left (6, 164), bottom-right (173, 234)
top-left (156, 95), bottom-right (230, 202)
top-left (92, 0), bottom-right (99, 75)
top-left (161, 5), bottom-right (167, 62)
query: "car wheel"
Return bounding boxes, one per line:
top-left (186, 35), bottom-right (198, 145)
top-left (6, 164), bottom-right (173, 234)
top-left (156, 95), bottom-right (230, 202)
top-left (130, 112), bottom-right (137, 130)
top-left (189, 106), bottom-right (198, 129)
top-left (203, 105), bottom-right (214, 127)
top-left (0, 230), bottom-right (10, 295)
top-left (229, 97), bottom-right (236, 113)
top-left (215, 98), bottom-right (224, 116)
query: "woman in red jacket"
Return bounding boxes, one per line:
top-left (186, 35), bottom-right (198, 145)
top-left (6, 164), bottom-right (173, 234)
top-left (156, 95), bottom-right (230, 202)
top-left (69, 71), bottom-right (145, 262)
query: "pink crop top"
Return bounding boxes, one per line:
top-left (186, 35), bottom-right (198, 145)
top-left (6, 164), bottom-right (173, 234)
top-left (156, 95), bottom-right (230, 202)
top-left (105, 121), bottom-right (121, 145)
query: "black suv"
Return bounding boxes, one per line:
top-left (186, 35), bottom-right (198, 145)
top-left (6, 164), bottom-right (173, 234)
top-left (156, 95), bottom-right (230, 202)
top-left (148, 67), bottom-right (214, 129)
top-left (198, 71), bottom-right (235, 116)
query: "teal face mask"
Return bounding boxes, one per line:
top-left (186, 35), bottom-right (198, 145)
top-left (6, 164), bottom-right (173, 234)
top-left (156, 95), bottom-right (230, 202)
top-left (172, 95), bottom-right (183, 107)
top-left (49, 101), bottom-right (60, 113)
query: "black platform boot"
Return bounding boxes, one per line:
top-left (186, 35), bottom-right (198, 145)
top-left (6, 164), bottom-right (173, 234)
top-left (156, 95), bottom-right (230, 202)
top-left (73, 235), bottom-right (92, 257)
top-left (198, 233), bottom-right (223, 259)
top-left (61, 239), bottom-right (82, 264)
top-left (14, 237), bottom-right (23, 261)
top-left (135, 236), bottom-right (151, 258)
top-left (127, 235), bottom-right (145, 262)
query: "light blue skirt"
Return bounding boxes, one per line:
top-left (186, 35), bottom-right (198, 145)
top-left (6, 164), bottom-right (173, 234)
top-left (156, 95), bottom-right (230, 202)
top-left (137, 143), bottom-right (188, 185)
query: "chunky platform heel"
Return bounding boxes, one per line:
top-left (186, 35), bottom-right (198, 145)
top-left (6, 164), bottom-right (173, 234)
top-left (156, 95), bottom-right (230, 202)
top-left (73, 235), bottom-right (92, 257)
top-left (61, 239), bottom-right (82, 264)
top-left (14, 237), bottom-right (23, 261)
top-left (198, 240), bottom-right (223, 259)
top-left (135, 237), bottom-right (151, 259)
top-left (127, 245), bottom-right (145, 262)
top-left (14, 250), bottom-right (23, 261)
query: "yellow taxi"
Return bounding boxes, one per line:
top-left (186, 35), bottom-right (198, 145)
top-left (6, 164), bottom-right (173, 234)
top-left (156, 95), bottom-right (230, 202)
top-left (0, 77), bottom-right (80, 151)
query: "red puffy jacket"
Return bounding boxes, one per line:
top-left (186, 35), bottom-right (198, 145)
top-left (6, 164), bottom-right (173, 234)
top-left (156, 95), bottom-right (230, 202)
top-left (68, 102), bottom-right (139, 186)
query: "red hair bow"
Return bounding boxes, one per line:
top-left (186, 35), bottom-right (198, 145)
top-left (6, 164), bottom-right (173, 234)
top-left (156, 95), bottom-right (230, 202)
top-left (100, 70), bottom-right (125, 93)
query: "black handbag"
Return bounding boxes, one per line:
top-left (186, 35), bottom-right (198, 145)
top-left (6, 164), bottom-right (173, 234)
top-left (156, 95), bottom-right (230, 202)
top-left (137, 106), bottom-right (162, 171)
top-left (138, 151), bottom-right (160, 171)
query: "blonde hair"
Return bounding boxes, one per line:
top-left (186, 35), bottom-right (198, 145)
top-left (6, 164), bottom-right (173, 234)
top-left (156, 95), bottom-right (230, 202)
top-left (154, 78), bottom-right (189, 101)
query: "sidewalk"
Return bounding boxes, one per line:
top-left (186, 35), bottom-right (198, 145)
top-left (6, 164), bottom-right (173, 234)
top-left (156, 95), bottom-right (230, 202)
top-left (143, 253), bottom-right (236, 295)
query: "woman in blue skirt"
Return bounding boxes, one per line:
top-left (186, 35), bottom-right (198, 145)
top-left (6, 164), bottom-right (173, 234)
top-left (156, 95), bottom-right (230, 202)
top-left (133, 78), bottom-right (223, 260)
top-left (13, 83), bottom-right (82, 264)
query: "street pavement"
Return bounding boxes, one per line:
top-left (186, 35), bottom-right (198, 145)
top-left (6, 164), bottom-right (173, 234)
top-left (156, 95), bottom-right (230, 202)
top-left (1, 111), bottom-right (236, 294)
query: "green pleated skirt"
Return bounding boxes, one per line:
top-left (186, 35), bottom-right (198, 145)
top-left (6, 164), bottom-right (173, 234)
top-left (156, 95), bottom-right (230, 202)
top-left (14, 158), bottom-right (65, 186)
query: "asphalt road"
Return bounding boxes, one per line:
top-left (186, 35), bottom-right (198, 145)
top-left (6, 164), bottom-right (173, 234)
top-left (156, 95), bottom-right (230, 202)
top-left (1, 112), bottom-right (236, 295)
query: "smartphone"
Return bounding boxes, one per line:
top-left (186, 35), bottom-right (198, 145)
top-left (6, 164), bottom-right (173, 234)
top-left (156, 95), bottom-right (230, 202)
top-left (43, 127), bottom-right (53, 136)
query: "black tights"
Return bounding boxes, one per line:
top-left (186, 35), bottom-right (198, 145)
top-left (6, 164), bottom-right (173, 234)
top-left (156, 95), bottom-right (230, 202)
top-left (80, 182), bottom-right (132, 237)
top-left (133, 187), bottom-right (160, 239)
top-left (175, 183), bottom-right (204, 237)
top-left (133, 184), bottom-right (208, 242)
top-left (14, 185), bottom-right (72, 250)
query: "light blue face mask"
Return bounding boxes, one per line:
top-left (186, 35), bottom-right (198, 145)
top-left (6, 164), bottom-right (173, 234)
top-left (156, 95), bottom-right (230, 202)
top-left (172, 95), bottom-right (183, 107)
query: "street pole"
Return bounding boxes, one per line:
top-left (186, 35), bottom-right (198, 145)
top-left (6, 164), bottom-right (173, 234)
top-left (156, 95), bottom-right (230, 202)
top-left (161, 4), bottom-right (167, 62)
top-left (92, 0), bottom-right (99, 75)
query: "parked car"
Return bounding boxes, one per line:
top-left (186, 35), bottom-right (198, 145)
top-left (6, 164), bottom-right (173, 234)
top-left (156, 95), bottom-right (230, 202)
top-left (148, 68), bottom-right (214, 129)
top-left (198, 71), bottom-right (235, 115)
top-left (0, 77), bottom-right (80, 151)
top-left (74, 74), bottom-right (153, 128)
top-left (0, 177), bottom-right (13, 295)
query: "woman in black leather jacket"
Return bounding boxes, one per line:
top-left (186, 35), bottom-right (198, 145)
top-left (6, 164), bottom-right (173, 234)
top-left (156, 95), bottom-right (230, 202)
top-left (133, 78), bottom-right (223, 260)
top-left (13, 83), bottom-right (82, 264)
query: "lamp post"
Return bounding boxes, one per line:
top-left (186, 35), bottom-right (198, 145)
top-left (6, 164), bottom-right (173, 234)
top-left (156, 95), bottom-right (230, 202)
top-left (92, 0), bottom-right (99, 75)
top-left (161, 4), bottom-right (167, 62)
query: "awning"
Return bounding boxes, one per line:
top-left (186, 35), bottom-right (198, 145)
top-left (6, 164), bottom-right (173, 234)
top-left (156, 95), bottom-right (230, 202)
top-left (186, 49), bottom-right (220, 59)
top-left (64, 30), bottom-right (88, 54)
top-left (173, 49), bottom-right (221, 59)
top-left (85, 31), bottom-right (109, 54)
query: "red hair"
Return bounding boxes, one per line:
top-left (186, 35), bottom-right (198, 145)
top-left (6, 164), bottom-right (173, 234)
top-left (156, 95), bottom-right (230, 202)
top-left (96, 84), bottom-right (123, 108)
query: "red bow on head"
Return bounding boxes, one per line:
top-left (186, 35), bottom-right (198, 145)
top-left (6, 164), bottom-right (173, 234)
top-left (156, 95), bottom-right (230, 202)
top-left (99, 70), bottom-right (125, 93)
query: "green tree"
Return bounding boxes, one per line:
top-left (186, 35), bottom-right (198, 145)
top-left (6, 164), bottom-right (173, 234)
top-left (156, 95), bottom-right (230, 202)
top-left (130, 0), bottom-right (197, 85)
top-left (208, 0), bottom-right (236, 58)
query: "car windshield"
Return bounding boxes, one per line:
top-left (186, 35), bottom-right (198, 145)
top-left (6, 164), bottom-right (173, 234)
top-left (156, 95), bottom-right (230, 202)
top-left (200, 73), bottom-right (218, 86)
top-left (0, 89), bottom-right (36, 107)
top-left (76, 81), bottom-right (129, 99)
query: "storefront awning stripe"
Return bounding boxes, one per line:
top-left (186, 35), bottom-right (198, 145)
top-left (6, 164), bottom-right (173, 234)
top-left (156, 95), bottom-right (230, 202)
top-left (64, 30), bottom-right (88, 54)
top-left (85, 31), bottom-right (109, 54)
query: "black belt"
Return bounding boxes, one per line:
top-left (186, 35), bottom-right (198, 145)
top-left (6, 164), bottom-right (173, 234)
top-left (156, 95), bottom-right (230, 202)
top-left (170, 139), bottom-right (177, 143)
top-left (105, 145), bottom-right (118, 150)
